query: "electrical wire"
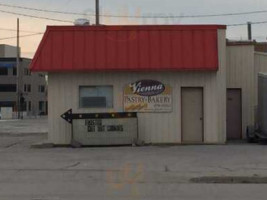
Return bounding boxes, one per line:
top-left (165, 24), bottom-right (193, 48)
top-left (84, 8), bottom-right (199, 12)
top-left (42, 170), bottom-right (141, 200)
top-left (1, 2), bottom-right (267, 19)
top-left (0, 9), bottom-right (73, 23)
top-left (0, 2), bottom-right (92, 16)
top-left (0, 33), bottom-right (43, 41)
top-left (0, 3), bottom-right (267, 29)
top-left (228, 20), bottom-right (267, 27)
top-left (0, 27), bottom-right (41, 33)
top-left (0, 7), bottom-right (266, 28)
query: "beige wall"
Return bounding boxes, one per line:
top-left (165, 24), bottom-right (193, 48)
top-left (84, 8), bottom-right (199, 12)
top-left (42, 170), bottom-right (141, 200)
top-left (226, 45), bottom-right (255, 137)
top-left (0, 45), bottom-right (19, 57)
top-left (254, 52), bottom-right (267, 120)
top-left (255, 53), bottom-right (267, 95)
top-left (48, 30), bottom-right (226, 145)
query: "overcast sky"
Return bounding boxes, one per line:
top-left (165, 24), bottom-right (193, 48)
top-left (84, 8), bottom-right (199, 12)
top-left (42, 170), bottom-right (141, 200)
top-left (0, 0), bottom-right (267, 58)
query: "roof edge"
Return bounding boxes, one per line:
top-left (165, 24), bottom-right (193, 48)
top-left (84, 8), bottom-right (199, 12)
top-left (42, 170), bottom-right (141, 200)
top-left (46, 24), bottom-right (227, 31)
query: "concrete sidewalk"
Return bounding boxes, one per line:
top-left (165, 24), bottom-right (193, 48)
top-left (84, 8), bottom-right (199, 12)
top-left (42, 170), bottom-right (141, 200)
top-left (0, 117), bottom-right (48, 135)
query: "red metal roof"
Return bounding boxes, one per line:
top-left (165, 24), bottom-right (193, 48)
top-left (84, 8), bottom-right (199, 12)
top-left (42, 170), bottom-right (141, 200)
top-left (30, 25), bottom-right (226, 72)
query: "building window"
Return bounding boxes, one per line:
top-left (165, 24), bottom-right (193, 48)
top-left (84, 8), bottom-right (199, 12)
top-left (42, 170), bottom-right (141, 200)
top-left (13, 68), bottom-right (17, 76)
top-left (24, 68), bottom-right (31, 76)
top-left (24, 84), bottom-right (31, 93)
top-left (79, 86), bottom-right (113, 108)
top-left (0, 84), bottom-right (16, 92)
top-left (28, 101), bottom-right (31, 111)
top-left (39, 101), bottom-right (46, 115)
top-left (0, 68), bottom-right (8, 75)
top-left (0, 101), bottom-right (16, 107)
top-left (38, 85), bottom-right (45, 93)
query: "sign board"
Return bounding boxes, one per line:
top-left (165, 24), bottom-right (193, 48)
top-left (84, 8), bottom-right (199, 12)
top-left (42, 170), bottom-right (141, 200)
top-left (73, 118), bottom-right (138, 145)
top-left (61, 110), bottom-right (138, 146)
top-left (124, 80), bottom-right (172, 112)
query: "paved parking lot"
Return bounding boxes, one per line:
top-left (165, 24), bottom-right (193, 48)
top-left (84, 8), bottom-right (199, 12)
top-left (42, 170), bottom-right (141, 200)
top-left (0, 117), bottom-right (48, 135)
top-left (1, 118), bottom-right (267, 199)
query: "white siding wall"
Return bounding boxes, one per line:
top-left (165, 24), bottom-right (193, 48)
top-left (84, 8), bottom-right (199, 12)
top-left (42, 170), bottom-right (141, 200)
top-left (48, 29), bottom-right (226, 145)
top-left (226, 45), bottom-right (255, 137)
top-left (254, 52), bottom-right (267, 118)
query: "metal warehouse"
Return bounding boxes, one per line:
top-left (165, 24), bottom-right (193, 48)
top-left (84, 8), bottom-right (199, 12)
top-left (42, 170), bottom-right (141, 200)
top-left (31, 25), bottom-right (227, 145)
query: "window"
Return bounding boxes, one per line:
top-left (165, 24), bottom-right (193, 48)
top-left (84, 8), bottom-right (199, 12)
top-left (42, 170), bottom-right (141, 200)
top-left (24, 68), bottom-right (31, 76)
top-left (28, 101), bottom-right (31, 111)
top-left (24, 84), bottom-right (31, 93)
top-left (79, 86), bottom-right (113, 108)
top-left (39, 101), bottom-right (45, 111)
top-left (38, 85), bottom-right (45, 93)
top-left (0, 68), bottom-right (8, 75)
top-left (13, 68), bottom-right (17, 76)
top-left (0, 84), bottom-right (16, 92)
top-left (28, 85), bottom-right (31, 92)
top-left (0, 101), bottom-right (15, 107)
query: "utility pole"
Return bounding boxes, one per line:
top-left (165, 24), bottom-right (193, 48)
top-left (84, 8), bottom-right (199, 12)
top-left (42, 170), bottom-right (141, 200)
top-left (16, 18), bottom-right (20, 119)
top-left (247, 22), bottom-right (252, 41)
top-left (95, 0), bottom-right (100, 25)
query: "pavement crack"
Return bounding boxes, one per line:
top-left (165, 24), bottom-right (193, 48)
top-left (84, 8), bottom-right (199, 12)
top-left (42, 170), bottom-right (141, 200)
top-left (217, 166), bottom-right (234, 172)
top-left (64, 162), bottom-right (81, 169)
top-left (4, 142), bottom-right (19, 148)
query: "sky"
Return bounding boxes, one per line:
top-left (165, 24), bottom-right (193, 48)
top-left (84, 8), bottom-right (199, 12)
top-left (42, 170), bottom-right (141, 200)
top-left (0, 0), bottom-right (267, 58)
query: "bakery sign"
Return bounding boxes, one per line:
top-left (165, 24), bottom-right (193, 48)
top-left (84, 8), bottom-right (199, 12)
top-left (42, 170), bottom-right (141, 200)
top-left (124, 80), bottom-right (172, 112)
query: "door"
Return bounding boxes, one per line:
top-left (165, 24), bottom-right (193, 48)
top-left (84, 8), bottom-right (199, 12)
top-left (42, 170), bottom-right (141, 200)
top-left (181, 87), bottom-right (204, 143)
top-left (227, 89), bottom-right (242, 140)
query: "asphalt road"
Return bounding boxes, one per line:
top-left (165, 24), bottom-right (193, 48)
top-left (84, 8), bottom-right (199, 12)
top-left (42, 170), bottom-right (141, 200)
top-left (1, 119), bottom-right (267, 199)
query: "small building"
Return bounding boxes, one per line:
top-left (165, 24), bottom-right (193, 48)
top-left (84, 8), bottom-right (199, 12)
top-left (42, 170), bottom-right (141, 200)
top-left (31, 25), bottom-right (227, 145)
top-left (226, 41), bottom-right (255, 140)
top-left (225, 41), bottom-right (267, 140)
top-left (0, 45), bottom-right (47, 117)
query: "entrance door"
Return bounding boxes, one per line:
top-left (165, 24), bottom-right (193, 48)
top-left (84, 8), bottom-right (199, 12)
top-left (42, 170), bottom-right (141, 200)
top-left (227, 89), bottom-right (242, 140)
top-left (181, 87), bottom-right (204, 143)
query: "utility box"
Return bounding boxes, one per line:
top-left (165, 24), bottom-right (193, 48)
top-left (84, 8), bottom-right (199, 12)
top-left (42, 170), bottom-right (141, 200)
top-left (0, 107), bottom-right (13, 119)
top-left (62, 111), bottom-right (138, 146)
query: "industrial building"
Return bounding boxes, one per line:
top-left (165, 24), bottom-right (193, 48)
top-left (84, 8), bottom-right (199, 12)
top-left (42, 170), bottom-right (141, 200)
top-left (0, 45), bottom-right (47, 117)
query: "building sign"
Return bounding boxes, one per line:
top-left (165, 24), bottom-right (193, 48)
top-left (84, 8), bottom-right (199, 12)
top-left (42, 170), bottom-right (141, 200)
top-left (85, 119), bottom-right (124, 133)
top-left (72, 117), bottom-right (138, 146)
top-left (61, 110), bottom-right (138, 146)
top-left (124, 80), bottom-right (172, 112)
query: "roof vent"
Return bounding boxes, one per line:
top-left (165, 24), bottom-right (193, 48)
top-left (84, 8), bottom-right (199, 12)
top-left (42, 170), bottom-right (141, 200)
top-left (74, 19), bottom-right (90, 26)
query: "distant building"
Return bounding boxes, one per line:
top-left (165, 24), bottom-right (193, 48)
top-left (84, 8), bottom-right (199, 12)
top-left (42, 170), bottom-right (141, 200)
top-left (0, 45), bottom-right (47, 117)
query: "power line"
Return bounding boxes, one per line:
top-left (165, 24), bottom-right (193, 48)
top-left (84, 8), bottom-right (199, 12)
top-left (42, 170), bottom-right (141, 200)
top-left (0, 9), bottom-right (73, 23)
top-left (0, 2), bottom-right (92, 16)
top-left (103, 10), bottom-right (267, 19)
top-left (1, 2), bottom-right (267, 19)
top-left (0, 33), bottom-right (43, 41)
top-left (227, 20), bottom-right (267, 27)
top-left (0, 2), bottom-right (267, 28)
top-left (0, 27), bottom-right (41, 33)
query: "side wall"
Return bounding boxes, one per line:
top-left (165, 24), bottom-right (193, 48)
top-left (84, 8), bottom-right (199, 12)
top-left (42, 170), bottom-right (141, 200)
top-left (48, 30), bottom-right (226, 145)
top-left (226, 45), bottom-right (255, 137)
top-left (254, 52), bottom-right (267, 122)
